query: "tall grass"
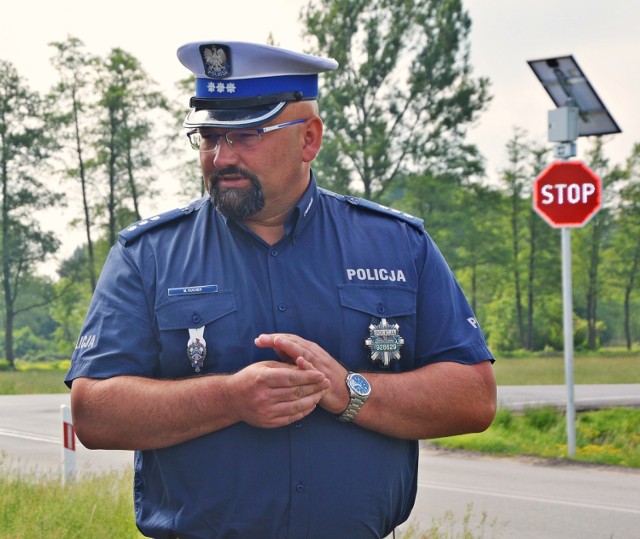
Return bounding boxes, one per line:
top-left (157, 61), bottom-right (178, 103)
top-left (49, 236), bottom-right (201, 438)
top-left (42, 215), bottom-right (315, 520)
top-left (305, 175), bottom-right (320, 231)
top-left (0, 467), bottom-right (144, 538)
top-left (432, 407), bottom-right (640, 468)
top-left (400, 503), bottom-right (505, 538)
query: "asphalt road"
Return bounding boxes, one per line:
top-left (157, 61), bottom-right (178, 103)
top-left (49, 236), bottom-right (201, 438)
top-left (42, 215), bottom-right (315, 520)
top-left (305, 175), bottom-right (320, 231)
top-left (399, 447), bottom-right (640, 539)
top-left (1, 390), bottom-right (639, 538)
top-left (0, 393), bottom-right (131, 476)
top-left (498, 384), bottom-right (640, 412)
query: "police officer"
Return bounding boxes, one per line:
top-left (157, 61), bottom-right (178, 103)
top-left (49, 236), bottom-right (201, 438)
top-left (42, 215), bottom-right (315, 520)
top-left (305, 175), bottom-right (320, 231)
top-left (66, 41), bottom-right (497, 539)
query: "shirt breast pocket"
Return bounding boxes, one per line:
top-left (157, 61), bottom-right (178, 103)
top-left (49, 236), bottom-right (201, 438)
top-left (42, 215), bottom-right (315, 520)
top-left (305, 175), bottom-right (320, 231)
top-left (155, 291), bottom-right (241, 377)
top-left (338, 284), bottom-right (417, 372)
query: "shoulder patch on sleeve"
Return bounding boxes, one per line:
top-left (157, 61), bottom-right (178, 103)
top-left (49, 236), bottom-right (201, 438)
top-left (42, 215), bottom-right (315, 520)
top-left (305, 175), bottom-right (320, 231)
top-left (118, 197), bottom-right (208, 246)
top-left (319, 188), bottom-right (424, 232)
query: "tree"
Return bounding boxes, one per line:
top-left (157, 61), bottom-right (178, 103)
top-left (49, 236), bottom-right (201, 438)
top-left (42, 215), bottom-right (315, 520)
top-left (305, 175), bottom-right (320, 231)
top-left (604, 143), bottom-right (640, 349)
top-left (498, 128), bottom-right (531, 349)
top-left (95, 48), bottom-right (168, 244)
top-left (170, 76), bottom-right (204, 201)
top-left (302, 0), bottom-right (491, 200)
top-left (476, 129), bottom-right (567, 352)
top-left (0, 60), bottom-right (61, 368)
top-left (575, 139), bottom-right (624, 349)
top-left (620, 145), bottom-right (640, 349)
top-left (524, 144), bottom-right (552, 350)
top-left (398, 168), bottom-right (507, 316)
top-left (49, 36), bottom-right (101, 291)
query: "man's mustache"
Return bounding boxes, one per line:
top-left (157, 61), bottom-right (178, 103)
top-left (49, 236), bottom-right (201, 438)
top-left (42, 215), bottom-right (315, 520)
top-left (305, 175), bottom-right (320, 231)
top-left (210, 166), bottom-right (259, 186)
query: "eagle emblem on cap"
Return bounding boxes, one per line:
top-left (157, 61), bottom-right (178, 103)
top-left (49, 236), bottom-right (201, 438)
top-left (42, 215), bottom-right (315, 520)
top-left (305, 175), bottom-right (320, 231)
top-left (200, 44), bottom-right (231, 78)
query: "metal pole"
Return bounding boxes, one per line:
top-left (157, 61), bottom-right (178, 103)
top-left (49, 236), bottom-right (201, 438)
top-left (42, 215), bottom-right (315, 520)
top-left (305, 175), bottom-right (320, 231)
top-left (561, 227), bottom-right (576, 457)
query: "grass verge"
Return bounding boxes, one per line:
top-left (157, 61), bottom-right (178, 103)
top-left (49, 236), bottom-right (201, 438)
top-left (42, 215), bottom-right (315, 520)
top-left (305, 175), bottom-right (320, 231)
top-left (493, 352), bottom-right (640, 385)
top-left (2, 351), bottom-right (639, 395)
top-left (431, 406), bottom-right (640, 468)
top-left (0, 361), bottom-right (70, 395)
top-left (0, 467), bottom-right (144, 538)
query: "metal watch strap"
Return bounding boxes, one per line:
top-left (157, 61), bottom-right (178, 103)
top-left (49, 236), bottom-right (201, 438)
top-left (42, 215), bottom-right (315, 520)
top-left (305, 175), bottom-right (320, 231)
top-left (337, 393), bottom-right (367, 422)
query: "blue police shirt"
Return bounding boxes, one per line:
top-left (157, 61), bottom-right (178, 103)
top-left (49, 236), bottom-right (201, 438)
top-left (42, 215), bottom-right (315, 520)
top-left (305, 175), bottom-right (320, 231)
top-left (66, 174), bottom-right (494, 539)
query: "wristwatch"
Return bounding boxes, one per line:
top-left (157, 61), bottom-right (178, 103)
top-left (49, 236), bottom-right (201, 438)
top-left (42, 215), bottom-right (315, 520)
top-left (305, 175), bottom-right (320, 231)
top-left (337, 372), bottom-right (371, 422)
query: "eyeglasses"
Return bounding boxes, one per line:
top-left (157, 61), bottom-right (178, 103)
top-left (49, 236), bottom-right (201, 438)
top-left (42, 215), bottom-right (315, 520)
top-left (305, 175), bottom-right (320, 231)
top-left (187, 118), bottom-right (308, 153)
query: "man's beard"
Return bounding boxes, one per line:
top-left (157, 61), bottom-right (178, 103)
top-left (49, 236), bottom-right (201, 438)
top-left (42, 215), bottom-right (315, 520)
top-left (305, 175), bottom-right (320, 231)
top-left (207, 166), bottom-right (265, 220)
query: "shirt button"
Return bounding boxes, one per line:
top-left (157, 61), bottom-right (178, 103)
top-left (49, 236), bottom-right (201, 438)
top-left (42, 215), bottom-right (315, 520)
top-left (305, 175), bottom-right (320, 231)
top-left (278, 303), bottom-right (287, 312)
top-left (377, 303), bottom-right (386, 314)
top-left (296, 483), bottom-right (305, 493)
top-left (294, 421), bottom-right (303, 428)
top-left (192, 315), bottom-right (201, 324)
top-left (270, 249), bottom-right (278, 257)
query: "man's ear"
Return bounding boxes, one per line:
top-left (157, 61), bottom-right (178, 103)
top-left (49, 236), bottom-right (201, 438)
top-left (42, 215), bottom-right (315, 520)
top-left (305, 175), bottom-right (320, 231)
top-left (301, 116), bottom-right (324, 163)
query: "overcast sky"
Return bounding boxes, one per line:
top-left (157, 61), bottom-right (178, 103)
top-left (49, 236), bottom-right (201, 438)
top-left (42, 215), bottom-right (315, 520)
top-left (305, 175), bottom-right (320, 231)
top-left (1, 0), bottom-right (638, 266)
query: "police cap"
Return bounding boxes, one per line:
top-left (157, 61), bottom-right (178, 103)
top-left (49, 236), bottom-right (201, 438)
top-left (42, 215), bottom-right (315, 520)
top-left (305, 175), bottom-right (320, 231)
top-left (177, 41), bottom-right (338, 128)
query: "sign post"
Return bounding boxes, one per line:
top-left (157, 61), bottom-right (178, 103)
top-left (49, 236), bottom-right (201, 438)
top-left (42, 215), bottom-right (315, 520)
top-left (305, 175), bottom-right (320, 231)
top-left (528, 54), bottom-right (619, 459)
top-left (533, 161), bottom-right (602, 457)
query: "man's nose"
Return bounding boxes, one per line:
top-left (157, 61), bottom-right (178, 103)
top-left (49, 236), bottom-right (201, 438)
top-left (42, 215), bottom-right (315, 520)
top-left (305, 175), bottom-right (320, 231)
top-left (211, 137), bottom-right (240, 167)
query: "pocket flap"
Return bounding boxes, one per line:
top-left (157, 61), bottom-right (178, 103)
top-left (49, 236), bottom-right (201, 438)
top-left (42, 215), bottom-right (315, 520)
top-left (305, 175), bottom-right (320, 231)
top-left (156, 292), bottom-right (237, 330)
top-left (338, 284), bottom-right (416, 318)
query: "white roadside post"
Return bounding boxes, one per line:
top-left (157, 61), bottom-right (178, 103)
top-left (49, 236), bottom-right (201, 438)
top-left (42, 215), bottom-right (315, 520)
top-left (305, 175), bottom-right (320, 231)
top-left (61, 404), bottom-right (76, 485)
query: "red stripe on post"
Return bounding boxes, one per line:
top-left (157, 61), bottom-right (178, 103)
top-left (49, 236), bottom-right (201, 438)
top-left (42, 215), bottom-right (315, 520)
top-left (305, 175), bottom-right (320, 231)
top-left (63, 421), bottom-right (75, 451)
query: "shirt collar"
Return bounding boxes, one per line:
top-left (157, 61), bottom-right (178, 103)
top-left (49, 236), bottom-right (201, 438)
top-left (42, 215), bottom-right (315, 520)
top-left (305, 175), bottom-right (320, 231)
top-left (286, 171), bottom-right (318, 241)
top-left (217, 171), bottom-right (319, 242)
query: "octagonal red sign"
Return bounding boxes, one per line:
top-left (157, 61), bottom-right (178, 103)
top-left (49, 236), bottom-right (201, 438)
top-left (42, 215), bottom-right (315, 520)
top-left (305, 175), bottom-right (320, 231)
top-left (533, 161), bottom-right (602, 228)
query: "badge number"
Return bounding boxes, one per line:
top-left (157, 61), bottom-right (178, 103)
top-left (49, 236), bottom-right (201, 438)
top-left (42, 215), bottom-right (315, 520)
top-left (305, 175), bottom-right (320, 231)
top-left (365, 318), bottom-right (404, 367)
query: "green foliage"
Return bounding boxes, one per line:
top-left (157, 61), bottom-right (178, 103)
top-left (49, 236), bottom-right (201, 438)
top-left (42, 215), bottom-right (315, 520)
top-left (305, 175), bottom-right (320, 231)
top-left (12, 327), bottom-right (52, 362)
top-left (432, 407), bottom-right (640, 468)
top-left (523, 406), bottom-right (560, 432)
top-left (303, 0), bottom-right (491, 199)
top-left (0, 468), bottom-right (143, 538)
top-left (483, 293), bottom-right (519, 351)
top-left (491, 407), bottom-right (513, 429)
top-left (94, 46), bottom-right (170, 244)
top-left (49, 277), bottom-right (92, 358)
top-left (0, 59), bottom-right (63, 368)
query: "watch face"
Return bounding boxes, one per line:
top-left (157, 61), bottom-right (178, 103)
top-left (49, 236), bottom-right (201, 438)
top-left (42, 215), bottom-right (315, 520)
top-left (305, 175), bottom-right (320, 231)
top-left (349, 373), bottom-right (371, 396)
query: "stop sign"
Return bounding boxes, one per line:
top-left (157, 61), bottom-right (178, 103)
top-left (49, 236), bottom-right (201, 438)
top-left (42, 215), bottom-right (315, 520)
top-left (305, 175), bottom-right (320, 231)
top-left (533, 161), bottom-right (602, 228)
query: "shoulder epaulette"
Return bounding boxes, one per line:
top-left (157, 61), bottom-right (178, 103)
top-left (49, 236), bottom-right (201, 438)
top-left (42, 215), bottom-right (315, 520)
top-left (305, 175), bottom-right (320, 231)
top-left (319, 188), bottom-right (424, 232)
top-left (118, 197), bottom-right (208, 246)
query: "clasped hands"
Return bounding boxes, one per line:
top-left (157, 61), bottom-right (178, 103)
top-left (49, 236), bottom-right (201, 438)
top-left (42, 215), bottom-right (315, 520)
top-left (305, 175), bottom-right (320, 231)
top-left (223, 334), bottom-right (350, 429)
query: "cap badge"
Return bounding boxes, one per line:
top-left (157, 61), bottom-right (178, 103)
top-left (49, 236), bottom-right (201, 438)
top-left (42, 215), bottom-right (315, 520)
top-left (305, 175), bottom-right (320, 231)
top-left (200, 44), bottom-right (231, 78)
top-left (365, 318), bottom-right (404, 367)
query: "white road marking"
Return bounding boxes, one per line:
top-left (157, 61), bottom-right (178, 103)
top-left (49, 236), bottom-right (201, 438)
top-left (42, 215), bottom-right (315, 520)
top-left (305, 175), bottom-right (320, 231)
top-left (0, 427), bottom-right (59, 444)
top-left (421, 481), bottom-right (640, 515)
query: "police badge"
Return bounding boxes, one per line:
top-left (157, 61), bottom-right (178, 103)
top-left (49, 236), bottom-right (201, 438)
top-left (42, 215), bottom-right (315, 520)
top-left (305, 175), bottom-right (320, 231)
top-left (365, 318), bottom-right (404, 367)
top-left (187, 326), bottom-right (207, 372)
